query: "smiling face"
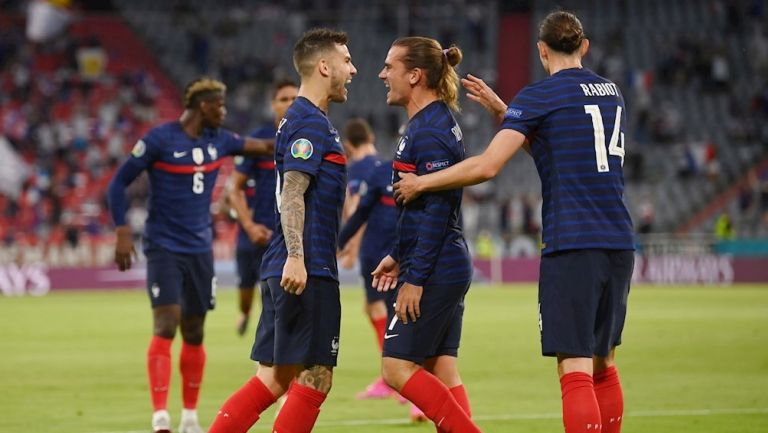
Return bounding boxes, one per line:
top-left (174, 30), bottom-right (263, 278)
top-left (378, 45), bottom-right (413, 107)
top-left (327, 43), bottom-right (357, 103)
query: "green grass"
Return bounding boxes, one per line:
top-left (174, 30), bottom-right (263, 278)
top-left (1, 284), bottom-right (767, 433)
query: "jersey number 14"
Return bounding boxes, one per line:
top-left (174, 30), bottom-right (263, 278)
top-left (584, 105), bottom-right (625, 173)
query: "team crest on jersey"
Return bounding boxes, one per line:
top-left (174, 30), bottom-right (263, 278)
top-left (396, 136), bottom-right (407, 156)
top-left (290, 138), bottom-right (313, 160)
top-left (131, 140), bottom-right (146, 158)
top-left (207, 143), bottom-right (218, 160)
top-left (192, 148), bottom-right (205, 165)
top-left (331, 336), bottom-right (340, 355)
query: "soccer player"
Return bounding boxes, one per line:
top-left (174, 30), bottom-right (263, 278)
top-left (227, 79), bottom-right (298, 336)
top-left (394, 11), bottom-right (634, 433)
top-left (337, 118), bottom-right (395, 398)
top-left (371, 37), bottom-right (482, 433)
top-left (107, 77), bottom-right (273, 433)
top-left (207, 28), bottom-right (356, 433)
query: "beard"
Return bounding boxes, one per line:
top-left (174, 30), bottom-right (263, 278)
top-left (329, 70), bottom-right (348, 103)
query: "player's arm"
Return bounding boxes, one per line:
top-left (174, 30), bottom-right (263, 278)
top-left (338, 188), bottom-right (364, 268)
top-left (107, 157), bottom-right (147, 271)
top-left (227, 170), bottom-right (271, 246)
top-left (242, 137), bottom-right (274, 156)
top-left (280, 170), bottom-right (311, 295)
top-left (338, 184), bottom-right (380, 250)
top-left (394, 128), bottom-right (526, 204)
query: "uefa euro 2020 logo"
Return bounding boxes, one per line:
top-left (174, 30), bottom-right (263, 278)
top-left (290, 138), bottom-right (313, 160)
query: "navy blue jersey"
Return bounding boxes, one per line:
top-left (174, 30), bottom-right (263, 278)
top-left (234, 124), bottom-right (277, 251)
top-left (392, 101), bottom-right (471, 286)
top-left (108, 121), bottom-right (244, 253)
top-left (260, 97), bottom-right (347, 281)
top-left (347, 154), bottom-right (378, 195)
top-left (500, 68), bottom-right (635, 254)
top-left (338, 158), bottom-right (397, 263)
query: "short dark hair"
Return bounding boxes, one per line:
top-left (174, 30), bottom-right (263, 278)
top-left (538, 11), bottom-right (585, 54)
top-left (293, 28), bottom-right (348, 77)
top-left (183, 77), bottom-right (226, 109)
top-left (271, 78), bottom-right (298, 99)
top-left (343, 118), bottom-right (373, 148)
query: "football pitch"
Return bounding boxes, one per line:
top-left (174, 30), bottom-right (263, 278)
top-left (1, 284), bottom-right (767, 433)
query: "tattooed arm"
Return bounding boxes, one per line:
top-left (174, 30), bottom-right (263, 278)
top-left (280, 170), bottom-right (311, 295)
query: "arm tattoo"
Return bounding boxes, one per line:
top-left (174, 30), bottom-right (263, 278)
top-left (298, 365), bottom-right (333, 393)
top-left (281, 171), bottom-right (311, 258)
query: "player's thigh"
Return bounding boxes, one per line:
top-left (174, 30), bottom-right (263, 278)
top-left (145, 241), bottom-right (184, 308)
top-left (361, 258), bottom-right (387, 305)
top-left (383, 281), bottom-right (468, 364)
top-left (593, 250), bottom-right (634, 357)
top-left (539, 250), bottom-right (605, 357)
top-left (180, 250), bottom-right (216, 316)
top-left (271, 277), bottom-right (341, 366)
top-left (251, 280), bottom-right (278, 363)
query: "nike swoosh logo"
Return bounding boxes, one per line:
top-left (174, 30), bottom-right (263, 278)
top-left (173, 151), bottom-right (187, 158)
top-left (384, 333), bottom-right (399, 339)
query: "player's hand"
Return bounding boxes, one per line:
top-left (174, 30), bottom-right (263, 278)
top-left (114, 226), bottom-right (137, 271)
top-left (393, 172), bottom-right (422, 205)
top-left (372, 255), bottom-right (399, 291)
top-left (281, 256), bottom-right (307, 295)
top-left (337, 245), bottom-right (356, 269)
top-left (395, 283), bottom-right (423, 324)
top-left (461, 74), bottom-right (507, 121)
top-left (243, 137), bottom-right (275, 156)
top-left (245, 223), bottom-right (273, 246)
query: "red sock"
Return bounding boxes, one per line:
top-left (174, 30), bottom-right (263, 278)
top-left (273, 382), bottom-right (327, 433)
top-left (436, 384), bottom-right (473, 433)
top-left (594, 367), bottom-right (623, 433)
top-left (560, 372), bottom-right (602, 433)
top-left (180, 342), bottom-right (206, 409)
top-left (147, 336), bottom-right (172, 411)
top-left (400, 369), bottom-right (482, 433)
top-left (208, 376), bottom-right (277, 433)
top-left (371, 317), bottom-right (387, 351)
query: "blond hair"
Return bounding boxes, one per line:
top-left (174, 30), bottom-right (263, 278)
top-left (392, 37), bottom-right (463, 112)
top-left (183, 77), bottom-right (226, 109)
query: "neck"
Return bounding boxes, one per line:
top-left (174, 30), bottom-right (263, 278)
top-left (350, 144), bottom-right (376, 161)
top-left (405, 89), bottom-right (439, 119)
top-left (547, 56), bottom-right (583, 76)
top-left (179, 110), bottom-right (203, 138)
top-left (298, 79), bottom-right (330, 113)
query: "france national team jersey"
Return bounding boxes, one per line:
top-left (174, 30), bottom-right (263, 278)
top-left (347, 154), bottom-right (378, 195)
top-left (500, 68), bottom-right (635, 254)
top-left (260, 97), bottom-right (347, 281)
top-left (339, 158), bottom-right (397, 263)
top-left (234, 124), bottom-right (277, 252)
top-left (392, 101), bottom-right (471, 286)
top-left (108, 121), bottom-right (245, 253)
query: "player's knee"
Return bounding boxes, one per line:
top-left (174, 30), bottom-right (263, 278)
top-left (381, 357), bottom-right (418, 391)
top-left (297, 365), bottom-right (333, 394)
top-left (180, 318), bottom-right (205, 345)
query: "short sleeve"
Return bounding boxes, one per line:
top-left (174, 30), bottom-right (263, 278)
top-left (282, 124), bottom-right (327, 177)
top-left (128, 129), bottom-right (161, 169)
top-left (499, 85), bottom-right (547, 138)
top-left (222, 129), bottom-right (246, 156)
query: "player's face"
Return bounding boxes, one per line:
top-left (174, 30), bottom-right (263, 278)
top-left (378, 46), bottom-right (411, 107)
top-left (201, 93), bottom-right (227, 128)
top-left (271, 85), bottom-right (298, 120)
top-left (328, 44), bottom-right (357, 103)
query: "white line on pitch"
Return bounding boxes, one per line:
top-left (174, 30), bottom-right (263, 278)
top-left (88, 407), bottom-right (768, 433)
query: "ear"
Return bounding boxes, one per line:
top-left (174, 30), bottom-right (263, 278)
top-left (409, 68), bottom-right (422, 86)
top-left (579, 38), bottom-right (590, 57)
top-left (319, 58), bottom-right (331, 78)
top-left (536, 41), bottom-right (548, 61)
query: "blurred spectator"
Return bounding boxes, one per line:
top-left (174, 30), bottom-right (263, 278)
top-left (714, 212), bottom-right (735, 239)
top-left (637, 194), bottom-right (655, 234)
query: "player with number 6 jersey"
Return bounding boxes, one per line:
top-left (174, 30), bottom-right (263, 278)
top-left (107, 77), bottom-right (273, 433)
top-left (393, 11), bottom-right (634, 433)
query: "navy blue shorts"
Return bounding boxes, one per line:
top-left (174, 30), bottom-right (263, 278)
top-left (382, 281), bottom-right (469, 364)
top-left (539, 249), bottom-right (634, 358)
top-left (251, 277), bottom-right (341, 366)
top-left (360, 257), bottom-right (387, 304)
top-left (236, 246), bottom-right (267, 289)
top-left (144, 241), bottom-right (216, 315)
